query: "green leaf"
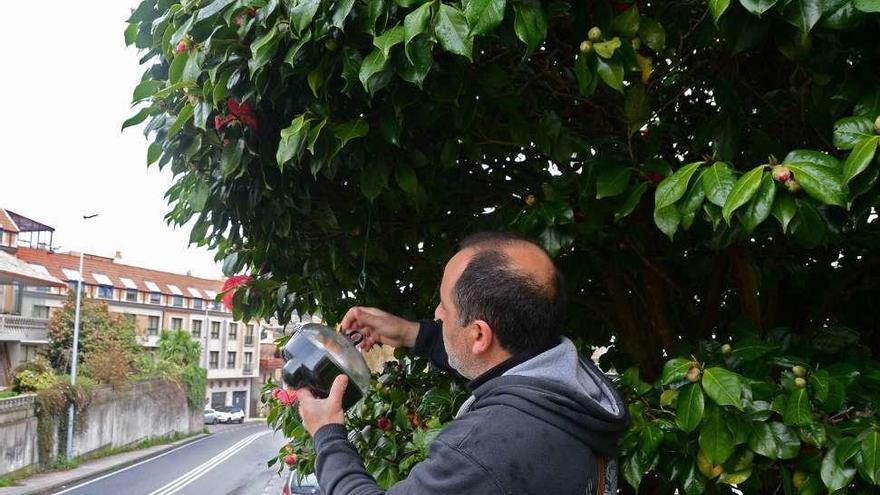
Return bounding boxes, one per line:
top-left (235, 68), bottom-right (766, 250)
top-left (399, 35), bottom-right (434, 87)
top-left (463, 0), bottom-right (505, 36)
top-left (676, 384), bottom-right (705, 433)
top-left (289, 0), bottom-right (321, 33)
top-left (701, 367), bottom-right (743, 410)
top-left (739, 173), bottom-right (776, 233)
top-left (784, 0), bottom-right (822, 34)
top-left (783, 388), bottom-right (811, 426)
top-left (701, 162), bottom-right (737, 207)
top-left (332, 0), bottom-right (356, 28)
top-left (404, 2), bottom-right (433, 60)
top-left (700, 408), bottom-right (735, 465)
top-left (193, 100), bottom-right (211, 131)
top-left (359, 48), bottom-right (390, 94)
top-left (842, 135), bottom-right (879, 183)
top-left (798, 423), bottom-right (826, 448)
top-left (435, 4), bottom-right (473, 60)
top-left (361, 161), bottom-right (389, 200)
top-left (771, 193), bottom-right (797, 233)
top-left (132, 80), bottom-right (165, 102)
top-left (861, 431), bottom-right (880, 484)
top-left (749, 422), bottom-right (801, 460)
top-left (249, 27), bottom-right (280, 75)
top-left (738, 0), bottom-right (778, 16)
top-left (786, 162), bottom-right (848, 207)
top-left (374, 25), bottom-right (405, 58)
top-left (638, 17), bottom-right (666, 52)
top-left (512, 1), bottom-right (547, 57)
top-left (782, 150), bottom-right (840, 171)
top-left (147, 142), bottom-right (162, 166)
top-left (122, 107), bottom-right (152, 130)
top-left (611, 5), bottom-right (640, 37)
top-left (679, 175), bottom-right (706, 230)
top-left (169, 50), bottom-right (189, 85)
top-left (682, 464), bottom-right (706, 495)
top-left (833, 117), bottom-right (874, 150)
top-left (710, 0), bottom-right (731, 23)
top-left (661, 358), bottom-right (693, 385)
top-left (364, 0), bottom-right (385, 34)
top-left (196, 0), bottom-right (236, 21)
top-left (655, 162), bottom-right (704, 209)
top-left (614, 182), bottom-right (648, 221)
top-left (283, 31), bottom-right (313, 67)
top-left (212, 71), bottom-right (231, 106)
top-left (394, 164), bottom-right (418, 193)
top-left (596, 165), bottom-right (632, 199)
top-left (820, 447), bottom-right (857, 492)
top-left (221, 139), bottom-right (245, 178)
top-left (167, 102), bottom-right (194, 138)
top-left (593, 37), bottom-right (622, 59)
top-left (722, 165), bottom-right (765, 222)
top-left (596, 57), bottom-right (624, 93)
top-left (654, 204), bottom-right (680, 239)
top-left (574, 54), bottom-right (597, 97)
top-left (333, 118), bottom-right (369, 150)
top-left (791, 200), bottom-right (826, 248)
top-left (854, 0), bottom-right (880, 12)
top-left (277, 115), bottom-right (311, 168)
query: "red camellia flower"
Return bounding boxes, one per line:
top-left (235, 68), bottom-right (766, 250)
top-left (221, 274), bottom-right (252, 311)
top-left (272, 388), bottom-right (298, 406)
top-left (377, 416), bottom-right (391, 431)
top-left (175, 41), bottom-right (187, 53)
top-left (284, 454), bottom-right (298, 466)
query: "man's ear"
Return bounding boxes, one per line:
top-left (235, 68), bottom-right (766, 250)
top-left (469, 320), bottom-right (495, 354)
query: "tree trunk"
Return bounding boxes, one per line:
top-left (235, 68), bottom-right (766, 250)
top-left (606, 265), bottom-right (661, 378)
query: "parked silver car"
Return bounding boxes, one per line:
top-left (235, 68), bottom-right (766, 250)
top-left (203, 407), bottom-right (219, 425)
top-left (282, 469), bottom-right (320, 495)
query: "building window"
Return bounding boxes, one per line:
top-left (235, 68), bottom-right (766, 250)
top-left (171, 317), bottom-right (183, 330)
top-left (192, 320), bottom-right (202, 338)
top-left (68, 281), bottom-right (80, 292)
top-left (193, 298), bottom-right (203, 310)
top-left (228, 323), bottom-right (238, 340)
top-left (150, 292), bottom-right (161, 304)
top-left (243, 352), bottom-right (253, 374)
top-left (211, 321), bottom-right (220, 339)
top-left (245, 326), bottom-right (254, 346)
top-left (260, 328), bottom-right (267, 340)
top-left (209, 351), bottom-right (219, 369)
top-left (211, 300), bottom-right (222, 311)
top-left (148, 316), bottom-right (159, 336)
top-left (31, 305), bottom-right (50, 319)
top-left (172, 295), bottom-right (184, 307)
top-left (125, 289), bottom-right (138, 302)
top-left (97, 285), bottom-right (113, 299)
top-left (226, 351), bottom-right (236, 368)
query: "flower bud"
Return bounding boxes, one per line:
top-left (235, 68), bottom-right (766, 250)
top-left (771, 165), bottom-right (791, 183)
top-left (794, 377), bottom-right (807, 389)
top-left (579, 40), bottom-right (593, 54)
top-left (721, 344), bottom-right (732, 355)
top-left (792, 365), bottom-right (807, 378)
top-left (284, 454), bottom-right (298, 466)
top-left (686, 365), bottom-right (701, 383)
top-left (588, 27), bottom-right (602, 42)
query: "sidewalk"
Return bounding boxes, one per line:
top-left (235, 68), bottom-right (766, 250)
top-left (0, 433), bottom-right (209, 495)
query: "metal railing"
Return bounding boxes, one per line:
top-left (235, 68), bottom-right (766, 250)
top-left (0, 315), bottom-right (49, 342)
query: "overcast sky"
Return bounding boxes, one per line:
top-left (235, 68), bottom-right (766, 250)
top-left (0, 2), bottom-right (223, 280)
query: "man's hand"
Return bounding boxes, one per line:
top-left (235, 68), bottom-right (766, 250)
top-left (296, 375), bottom-right (348, 437)
top-left (340, 306), bottom-right (420, 351)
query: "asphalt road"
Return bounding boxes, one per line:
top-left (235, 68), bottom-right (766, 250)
top-left (52, 422), bottom-right (289, 495)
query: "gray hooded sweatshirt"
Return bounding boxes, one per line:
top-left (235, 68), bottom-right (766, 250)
top-left (312, 321), bottom-right (629, 494)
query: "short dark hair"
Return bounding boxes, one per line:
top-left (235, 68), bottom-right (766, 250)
top-left (453, 232), bottom-right (567, 354)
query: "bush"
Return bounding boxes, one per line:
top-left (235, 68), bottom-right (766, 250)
top-left (13, 358), bottom-right (57, 393)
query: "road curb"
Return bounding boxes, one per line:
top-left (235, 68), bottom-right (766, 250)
top-left (17, 432), bottom-right (211, 495)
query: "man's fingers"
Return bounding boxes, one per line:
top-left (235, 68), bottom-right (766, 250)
top-left (295, 387), bottom-right (315, 402)
top-left (328, 375), bottom-right (349, 408)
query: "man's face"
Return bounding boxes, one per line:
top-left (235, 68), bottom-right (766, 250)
top-left (435, 249), bottom-right (478, 378)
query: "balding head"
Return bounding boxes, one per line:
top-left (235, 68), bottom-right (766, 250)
top-left (451, 232), bottom-right (567, 354)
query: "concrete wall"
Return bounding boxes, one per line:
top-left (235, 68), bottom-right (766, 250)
top-left (0, 394), bottom-right (39, 476)
top-left (70, 379), bottom-right (201, 458)
top-left (0, 379), bottom-right (201, 476)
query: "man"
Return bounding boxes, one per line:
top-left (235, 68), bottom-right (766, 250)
top-left (295, 232), bottom-right (629, 494)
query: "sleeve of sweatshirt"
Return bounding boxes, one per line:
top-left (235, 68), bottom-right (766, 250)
top-left (313, 423), bottom-right (505, 495)
top-left (411, 319), bottom-right (453, 372)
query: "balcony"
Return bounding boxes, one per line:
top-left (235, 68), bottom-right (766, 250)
top-left (0, 315), bottom-right (49, 343)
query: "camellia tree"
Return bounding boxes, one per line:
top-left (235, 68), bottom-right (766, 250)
top-left (125, 0), bottom-right (880, 492)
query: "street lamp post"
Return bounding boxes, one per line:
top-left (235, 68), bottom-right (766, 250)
top-left (66, 213), bottom-right (98, 461)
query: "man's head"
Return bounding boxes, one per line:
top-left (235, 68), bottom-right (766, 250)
top-left (434, 232), bottom-right (567, 378)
